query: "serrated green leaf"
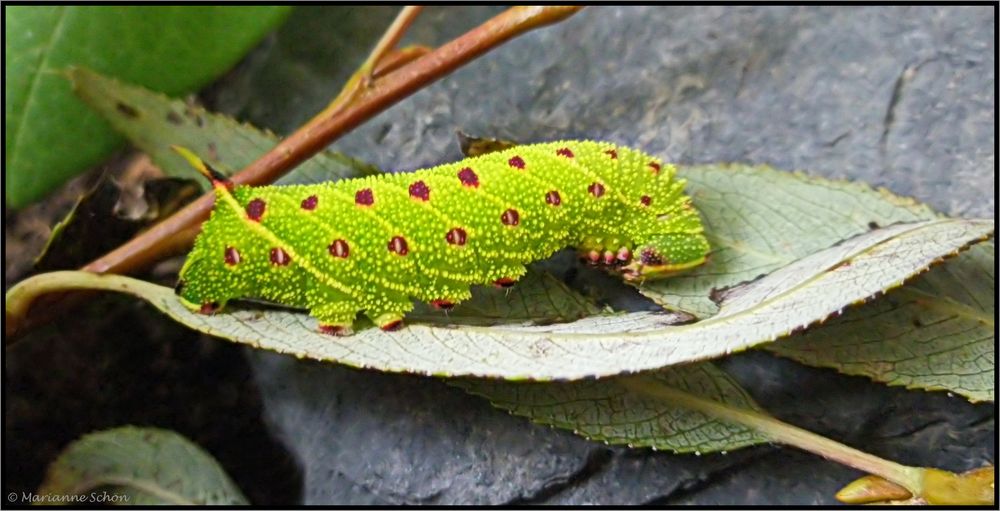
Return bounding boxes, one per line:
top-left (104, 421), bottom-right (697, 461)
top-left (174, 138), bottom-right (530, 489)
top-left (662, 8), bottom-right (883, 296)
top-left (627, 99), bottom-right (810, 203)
top-left (456, 363), bottom-right (768, 453)
top-left (37, 426), bottom-right (247, 505)
top-left (8, 218), bottom-right (990, 380)
top-left (767, 242), bottom-right (994, 403)
top-left (69, 67), bottom-right (380, 187)
top-left (644, 164), bottom-right (938, 318)
top-left (4, 6), bottom-right (291, 208)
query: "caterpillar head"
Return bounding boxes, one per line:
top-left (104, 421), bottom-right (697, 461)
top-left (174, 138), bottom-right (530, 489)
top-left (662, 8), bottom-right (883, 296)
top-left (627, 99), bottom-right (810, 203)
top-left (619, 233), bottom-right (710, 282)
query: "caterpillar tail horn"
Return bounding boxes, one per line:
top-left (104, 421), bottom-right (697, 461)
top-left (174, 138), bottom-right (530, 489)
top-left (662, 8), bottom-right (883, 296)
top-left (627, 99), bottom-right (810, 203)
top-left (170, 145), bottom-right (231, 189)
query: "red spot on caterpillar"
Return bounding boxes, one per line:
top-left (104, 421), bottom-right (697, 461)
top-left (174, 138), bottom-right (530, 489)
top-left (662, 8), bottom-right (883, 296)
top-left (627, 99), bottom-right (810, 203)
top-left (224, 246), bottom-right (241, 266)
top-left (458, 167), bottom-right (479, 187)
top-left (640, 195), bottom-right (652, 207)
top-left (430, 299), bottom-right (455, 310)
top-left (199, 302), bottom-right (220, 314)
top-left (648, 161), bottom-right (661, 174)
top-left (355, 188), bottom-right (374, 206)
top-left (246, 198), bottom-right (266, 221)
top-left (640, 248), bottom-right (663, 265)
top-left (588, 182), bottom-right (605, 197)
top-left (556, 147), bottom-right (574, 158)
top-left (270, 247), bottom-right (291, 266)
top-left (381, 319), bottom-right (404, 331)
top-left (493, 277), bottom-right (517, 288)
top-left (301, 195), bottom-right (319, 210)
top-left (408, 180), bottom-right (430, 201)
top-left (319, 324), bottom-right (349, 336)
top-left (508, 156), bottom-right (525, 169)
top-left (388, 236), bottom-right (409, 255)
top-left (545, 190), bottom-right (562, 206)
top-left (329, 239), bottom-right (350, 258)
top-left (605, 149), bottom-right (618, 159)
top-left (446, 227), bottom-right (468, 246)
top-left (501, 208), bottom-right (520, 226)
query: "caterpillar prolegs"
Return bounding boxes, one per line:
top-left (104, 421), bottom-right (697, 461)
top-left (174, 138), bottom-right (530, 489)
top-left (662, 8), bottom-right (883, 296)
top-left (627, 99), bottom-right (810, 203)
top-left (175, 141), bottom-right (710, 334)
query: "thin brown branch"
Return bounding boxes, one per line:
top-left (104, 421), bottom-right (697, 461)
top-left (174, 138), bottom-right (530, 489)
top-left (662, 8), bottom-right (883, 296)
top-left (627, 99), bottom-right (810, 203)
top-left (83, 6), bottom-right (581, 275)
top-left (320, 6), bottom-right (425, 119)
top-left (6, 6), bottom-right (584, 339)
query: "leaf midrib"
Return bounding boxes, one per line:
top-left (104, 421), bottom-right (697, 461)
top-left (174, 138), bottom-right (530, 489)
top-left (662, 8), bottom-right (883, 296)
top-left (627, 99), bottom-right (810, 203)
top-left (8, 6), bottom-right (70, 182)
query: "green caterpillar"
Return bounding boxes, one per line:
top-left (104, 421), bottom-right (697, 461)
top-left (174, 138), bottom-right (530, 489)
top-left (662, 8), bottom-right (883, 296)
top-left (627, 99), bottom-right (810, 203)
top-left (175, 141), bottom-right (709, 334)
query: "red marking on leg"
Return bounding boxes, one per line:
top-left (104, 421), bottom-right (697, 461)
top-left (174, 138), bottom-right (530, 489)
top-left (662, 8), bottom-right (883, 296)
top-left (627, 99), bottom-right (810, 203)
top-left (493, 277), bottom-right (517, 288)
top-left (617, 247), bottom-right (631, 262)
top-left (588, 182), bottom-right (605, 197)
top-left (445, 227), bottom-right (468, 246)
top-left (603, 250), bottom-right (616, 265)
top-left (431, 299), bottom-right (455, 310)
top-left (319, 324), bottom-right (349, 336)
top-left (408, 180), bottom-right (430, 201)
top-left (199, 302), bottom-right (220, 314)
top-left (270, 247), bottom-right (291, 266)
top-left (355, 188), bottom-right (374, 206)
top-left (556, 147), bottom-right (574, 158)
top-left (501, 208), bottom-right (520, 226)
top-left (587, 250), bottom-right (601, 264)
top-left (648, 161), bottom-right (661, 174)
top-left (380, 319), bottom-right (404, 332)
top-left (224, 246), bottom-right (241, 266)
top-left (246, 198), bottom-right (266, 221)
top-left (458, 167), bottom-right (479, 187)
top-left (640, 248), bottom-right (663, 265)
top-left (301, 195), bottom-right (319, 210)
top-left (545, 190), bottom-right (562, 206)
top-left (605, 149), bottom-right (618, 159)
top-left (388, 236), bottom-right (409, 255)
top-left (508, 156), bottom-right (525, 169)
top-left (640, 195), bottom-right (652, 207)
top-left (329, 239), bottom-right (350, 258)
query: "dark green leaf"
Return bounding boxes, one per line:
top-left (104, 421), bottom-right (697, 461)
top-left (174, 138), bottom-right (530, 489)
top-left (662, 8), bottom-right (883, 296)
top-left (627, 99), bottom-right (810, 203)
top-left (5, 6), bottom-right (291, 207)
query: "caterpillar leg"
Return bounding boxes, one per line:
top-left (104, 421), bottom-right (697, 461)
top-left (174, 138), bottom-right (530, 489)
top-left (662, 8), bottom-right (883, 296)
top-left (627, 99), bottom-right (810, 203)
top-left (368, 311), bottom-right (406, 331)
top-left (312, 303), bottom-right (359, 336)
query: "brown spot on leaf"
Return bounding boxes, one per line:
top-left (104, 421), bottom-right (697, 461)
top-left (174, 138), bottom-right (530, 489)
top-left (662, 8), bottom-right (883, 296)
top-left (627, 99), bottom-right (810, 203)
top-left (115, 102), bottom-right (139, 118)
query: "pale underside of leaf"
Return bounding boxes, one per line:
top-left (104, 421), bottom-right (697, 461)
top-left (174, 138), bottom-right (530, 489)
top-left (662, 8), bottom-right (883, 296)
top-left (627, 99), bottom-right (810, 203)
top-left (36, 426), bottom-right (247, 505)
top-left (408, 266), bottom-right (605, 326)
top-left (456, 362), bottom-right (769, 453)
top-left (643, 164), bottom-right (939, 318)
top-left (767, 242), bottom-right (994, 403)
top-left (24, 218), bottom-right (991, 381)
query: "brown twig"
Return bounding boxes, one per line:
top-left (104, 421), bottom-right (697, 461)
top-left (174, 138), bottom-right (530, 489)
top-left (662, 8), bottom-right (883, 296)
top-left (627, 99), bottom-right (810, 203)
top-left (83, 6), bottom-right (581, 276)
top-left (320, 6), bottom-right (425, 120)
top-left (6, 6), bottom-right (584, 339)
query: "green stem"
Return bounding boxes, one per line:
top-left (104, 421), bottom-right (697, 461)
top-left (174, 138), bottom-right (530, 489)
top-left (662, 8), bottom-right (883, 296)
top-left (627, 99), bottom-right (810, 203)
top-left (619, 375), bottom-right (925, 495)
top-left (5, 271), bottom-right (160, 338)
